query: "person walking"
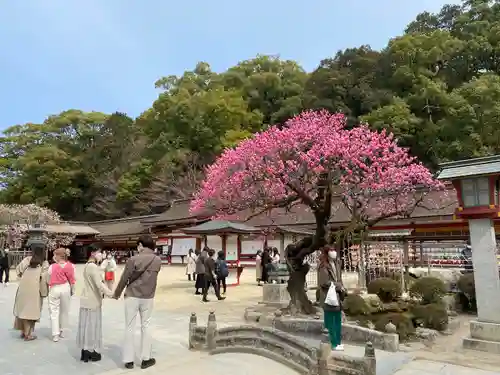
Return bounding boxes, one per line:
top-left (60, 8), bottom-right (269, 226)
top-left (0, 247), bottom-right (11, 286)
top-left (318, 246), bottom-right (346, 352)
top-left (101, 252), bottom-right (117, 290)
top-left (13, 245), bottom-right (49, 341)
top-left (202, 249), bottom-right (225, 303)
top-left (77, 250), bottom-right (114, 363)
top-left (255, 250), bottom-right (262, 286)
top-left (185, 248), bottom-right (196, 281)
top-left (114, 234), bottom-right (162, 370)
top-left (216, 250), bottom-right (229, 295)
top-left (48, 248), bottom-right (76, 342)
top-left (194, 248), bottom-right (207, 295)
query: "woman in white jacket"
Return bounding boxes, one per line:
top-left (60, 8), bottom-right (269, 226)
top-left (185, 249), bottom-right (197, 281)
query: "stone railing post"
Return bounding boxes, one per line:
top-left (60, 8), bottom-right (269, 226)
top-left (206, 311), bottom-right (218, 351)
top-left (188, 313), bottom-right (197, 349)
top-left (317, 341), bottom-right (330, 375)
top-left (364, 341), bottom-right (376, 375)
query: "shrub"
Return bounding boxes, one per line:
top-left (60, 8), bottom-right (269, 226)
top-left (410, 303), bottom-right (449, 331)
top-left (457, 273), bottom-right (476, 312)
top-left (367, 278), bottom-right (401, 302)
top-left (343, 294), bottom-right (372, 316)
top-left (457, 273), bottom-right (475, 298)
top-left (374, 312), bottom-right (415, 340)
top-left (410, 276), bottom-right (446, 304)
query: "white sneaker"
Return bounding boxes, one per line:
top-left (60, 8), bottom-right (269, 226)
top-left (52, 335), bottom-right (59, 342)
top-left (4, 282), bottom-right (8, 287)
top-left (334, 344), bottom-right (344, 351)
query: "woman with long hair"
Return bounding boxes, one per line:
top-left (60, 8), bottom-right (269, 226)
top-left (318, 246), bottom-right (346, 352)
top-left (77, 250), bottom-right (113, 362)
top-left (13, 245), bottom-right (49, 341)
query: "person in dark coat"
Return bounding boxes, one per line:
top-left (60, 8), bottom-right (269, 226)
top-left (318, 246), bottom-right (346, 352)
top-left (194, 248), bottom-right (206, 295)
top-left (260, 248), bottom-right (271, 283)
top-left (0, 248), bottom-right (10, 285)
top-left (202, 249), bottom-right (225, 302)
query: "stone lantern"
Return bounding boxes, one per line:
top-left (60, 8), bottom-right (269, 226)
top-left (26, 223), bottom-right (48, 249)
top-left (438, 155), bottom-right (500, 353)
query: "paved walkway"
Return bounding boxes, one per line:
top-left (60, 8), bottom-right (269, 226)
top-left (0, 283), bottom-right (298, 375)
top-left (393, 360), bottom-right (500, 375)
top-left (2, 264), bottom-right (500, 375)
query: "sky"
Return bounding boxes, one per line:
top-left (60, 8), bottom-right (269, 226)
top-left (0, 0), bottom-right (461, 129)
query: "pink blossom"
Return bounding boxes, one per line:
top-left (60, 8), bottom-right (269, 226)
top-left (191, 111), bottom-right (443, 224)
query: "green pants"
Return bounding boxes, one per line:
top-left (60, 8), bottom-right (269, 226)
top-left (324, 310), bottom-right (342, 348)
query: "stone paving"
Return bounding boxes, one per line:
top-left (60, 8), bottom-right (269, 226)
top-left (0, 282), bottom-right (299, 375)
top-left (2, 264), bottom-right (500, 375)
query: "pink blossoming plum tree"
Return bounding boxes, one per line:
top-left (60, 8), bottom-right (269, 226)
top-left (191, 111), bottom-right (443, 314)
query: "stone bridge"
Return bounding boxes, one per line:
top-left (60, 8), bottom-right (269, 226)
top-left (189, 312), bottom-right (377, 375)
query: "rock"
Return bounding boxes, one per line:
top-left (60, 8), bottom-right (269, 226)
top-left (415, 327), bottom-right (439, 345)
top-left (380, 301), bottom-right (409, 313)
top-left (244, 308), bottom-right (262, 322)
top-left (385, 322), bottom-right (397, 334)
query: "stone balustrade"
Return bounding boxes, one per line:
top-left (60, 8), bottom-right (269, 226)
top-left (188, 312), bottom-right (377, 375)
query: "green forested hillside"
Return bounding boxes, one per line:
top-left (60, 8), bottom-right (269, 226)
top-left (2, 0), bottom-right (500, 220)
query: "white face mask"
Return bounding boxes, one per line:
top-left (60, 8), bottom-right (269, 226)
top-left (328, 250), bottom-right (337, 260)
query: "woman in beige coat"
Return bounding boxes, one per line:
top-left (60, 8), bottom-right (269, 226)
top-left (13, 245), bottom-right (49, 341)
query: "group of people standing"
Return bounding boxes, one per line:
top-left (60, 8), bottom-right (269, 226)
top-left (12, 234), bottom-right (162, 370)
top-left (186, 247), bottom-right (228, 302)
top-left (255, 247), bottom-right (280, 285)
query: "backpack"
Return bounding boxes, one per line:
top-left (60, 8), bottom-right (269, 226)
top-left (216, 259), bottom-right (229, 278)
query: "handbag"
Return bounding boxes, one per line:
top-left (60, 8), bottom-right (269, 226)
top-left (39, 267), bottom-right (49, 298)
top-left (325, 282), bottom-right (339, 307)
top-left (105, 271), bottom-right (114, 281)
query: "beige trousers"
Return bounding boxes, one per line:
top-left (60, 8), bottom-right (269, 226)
top-left (123, 297), bottom-right (154, 363)
top-left (48, 283), bottom-right (71, 337)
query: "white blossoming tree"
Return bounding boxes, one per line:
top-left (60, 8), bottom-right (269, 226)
top-left (0, 204), bottom-right (75, 250)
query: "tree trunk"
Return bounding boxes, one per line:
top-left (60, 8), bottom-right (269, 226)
top-left (286, 262), bottom-right (316, 315)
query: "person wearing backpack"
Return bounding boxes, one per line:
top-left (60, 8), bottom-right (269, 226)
top-left (216, 250), bottom-right (229, 295)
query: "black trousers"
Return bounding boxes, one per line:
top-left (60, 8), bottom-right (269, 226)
top-left (0, 266), bottom-right (9, 283)
top-left (203, 277), bottom-right (221, 299)
top-left (217, 277), bottom-right (227, 294)
top-left (188, 272), bottom-right (196, 281)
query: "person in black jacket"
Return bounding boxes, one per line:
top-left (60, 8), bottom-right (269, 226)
top-left (202, 249), bottom-right (226, 303)
top-left (261, 248), bottom-right (271, 283)
top-left (0, 248), bottom-right (10, 285)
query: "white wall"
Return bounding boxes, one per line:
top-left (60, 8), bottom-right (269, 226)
top-left (226, 235), bottom-right (239, 261)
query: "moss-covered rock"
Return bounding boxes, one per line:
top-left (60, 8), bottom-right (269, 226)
top-left (367, 278), bottom-right (401, 302)
top-left (410, 303), bottom-right (449, 331)
top-left (373, 312), bottom-right (415, 340)
top-left (343, 294), bottom-right (373, 316)
top-left (409, 276), bottom-right (446, 304)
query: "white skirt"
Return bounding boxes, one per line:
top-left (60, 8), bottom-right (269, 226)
top-left (76, 307), bottom-right (103, 351)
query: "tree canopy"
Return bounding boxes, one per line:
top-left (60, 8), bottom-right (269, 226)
top-left (1, 0), bottom-right (499, 220)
